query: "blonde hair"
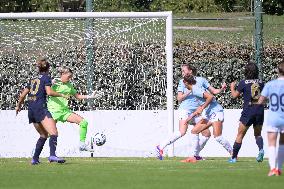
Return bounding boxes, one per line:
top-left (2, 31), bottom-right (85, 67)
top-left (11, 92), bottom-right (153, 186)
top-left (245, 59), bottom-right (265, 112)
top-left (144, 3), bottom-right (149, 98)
top-left (58, 66), bottom-right (73, 75)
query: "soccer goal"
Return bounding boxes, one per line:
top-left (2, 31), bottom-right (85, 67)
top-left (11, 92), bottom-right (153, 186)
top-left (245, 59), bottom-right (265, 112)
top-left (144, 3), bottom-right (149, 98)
top-left (0, 12), bottom-right (174, 157)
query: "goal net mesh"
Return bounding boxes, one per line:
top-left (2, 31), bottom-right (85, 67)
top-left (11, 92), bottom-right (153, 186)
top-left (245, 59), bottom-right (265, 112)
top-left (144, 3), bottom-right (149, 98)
top-left (0, 17), bottom-right (167, 110)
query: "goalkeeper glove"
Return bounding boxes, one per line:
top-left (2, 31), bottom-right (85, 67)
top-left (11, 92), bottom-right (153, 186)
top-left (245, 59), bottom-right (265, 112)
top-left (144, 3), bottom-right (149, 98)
top-left (86, 91), bottom-right (104, 99)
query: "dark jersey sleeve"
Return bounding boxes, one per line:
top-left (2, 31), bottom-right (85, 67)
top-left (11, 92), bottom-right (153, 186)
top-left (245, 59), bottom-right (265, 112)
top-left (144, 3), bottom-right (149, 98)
top-left (43, 75), bottom-right (52, 87)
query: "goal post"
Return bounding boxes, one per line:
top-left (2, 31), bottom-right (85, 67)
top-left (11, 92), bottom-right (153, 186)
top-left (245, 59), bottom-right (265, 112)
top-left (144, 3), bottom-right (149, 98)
top-left (0, 12), bottom-right (175, 157)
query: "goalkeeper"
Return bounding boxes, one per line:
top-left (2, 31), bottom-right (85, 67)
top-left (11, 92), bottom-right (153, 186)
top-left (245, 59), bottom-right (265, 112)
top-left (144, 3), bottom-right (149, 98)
top-left (47, 67), bottom-right (103, 152)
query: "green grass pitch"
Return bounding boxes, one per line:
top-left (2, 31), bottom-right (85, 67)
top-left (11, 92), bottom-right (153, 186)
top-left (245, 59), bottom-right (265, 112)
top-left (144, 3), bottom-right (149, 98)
top-left (0, 157), bottom-right (283, 189)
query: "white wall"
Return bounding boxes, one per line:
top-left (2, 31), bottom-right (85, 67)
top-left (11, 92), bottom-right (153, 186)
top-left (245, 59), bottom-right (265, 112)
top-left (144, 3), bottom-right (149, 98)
top-left (0, 109), bottom-right (269, 158)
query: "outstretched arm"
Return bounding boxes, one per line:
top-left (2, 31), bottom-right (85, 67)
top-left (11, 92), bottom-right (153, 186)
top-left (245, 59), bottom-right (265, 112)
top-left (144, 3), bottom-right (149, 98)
top-left (230, 81), bottom-right (241, 99)
top-left (74, 90), bottom-right (104, 100)
top-left (208, 82), bottom-right (226, 95)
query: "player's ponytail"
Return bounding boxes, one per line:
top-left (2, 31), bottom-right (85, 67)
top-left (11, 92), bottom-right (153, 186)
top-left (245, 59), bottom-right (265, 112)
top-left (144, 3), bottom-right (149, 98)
top-left (36, 57), bottom-right (50, 73)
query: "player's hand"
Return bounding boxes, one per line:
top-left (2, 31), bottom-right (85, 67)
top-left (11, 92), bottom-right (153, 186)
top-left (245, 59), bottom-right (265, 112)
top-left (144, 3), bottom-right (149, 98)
top-left (221, 82), bottom-right (227, 91)
top-left (230, 81), bottom-right (236, 89)
top-left (15, 106), bottom-right (21, 116)
top-left (87, 90), bottom-right (104, 99)
top-left (194, 106), bottom-right (203, 116)
top-left (186, 113), bottom-right (196, 124)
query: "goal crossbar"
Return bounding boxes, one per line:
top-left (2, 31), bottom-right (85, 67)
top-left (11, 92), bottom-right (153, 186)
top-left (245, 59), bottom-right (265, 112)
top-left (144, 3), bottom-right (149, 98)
top-left (0, 12), bottom-right (172, 19)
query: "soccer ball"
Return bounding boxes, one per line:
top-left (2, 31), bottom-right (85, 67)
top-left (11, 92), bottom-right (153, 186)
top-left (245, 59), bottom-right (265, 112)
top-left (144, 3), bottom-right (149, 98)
top-left (93, 133), bottom-right (106, 146)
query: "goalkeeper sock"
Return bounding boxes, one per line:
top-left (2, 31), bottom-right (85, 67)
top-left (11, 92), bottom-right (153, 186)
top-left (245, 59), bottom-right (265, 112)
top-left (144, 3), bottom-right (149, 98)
top-left (160, 131), bottom-right (182, 150)
top-left (33, 137), bottom-right (47, 159)
top-left (268, 146), bottom-right (276, 170)
top-left (79, 119), bottom-right (88, 142)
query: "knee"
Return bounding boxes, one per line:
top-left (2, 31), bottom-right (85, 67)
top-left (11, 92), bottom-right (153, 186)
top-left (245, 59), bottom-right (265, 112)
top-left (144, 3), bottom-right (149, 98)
top-left (49, 131), bottom-right (58, 136)
top-left (191, 128), bottom-right (198, 135)
top-left (203, 133), bottom-right (211, 138)
top-left (48, 128), bottom-right (58, 136)
top-left (40, 133), bottom-right (48, 138)
top-left (179, 129), bottom-right (186, 136)
top-left (202, 130), bottom-right (211, 137)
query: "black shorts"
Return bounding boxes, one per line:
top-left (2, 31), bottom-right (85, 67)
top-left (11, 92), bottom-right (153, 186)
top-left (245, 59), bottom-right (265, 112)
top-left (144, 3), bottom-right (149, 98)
top-left (28, 107), bottom-right (52, 124)
top-left (240, 105), bottom-right (264, 127)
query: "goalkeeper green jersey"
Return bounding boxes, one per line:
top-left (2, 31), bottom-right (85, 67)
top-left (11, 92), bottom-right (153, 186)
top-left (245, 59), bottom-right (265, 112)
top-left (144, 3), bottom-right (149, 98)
top-left (47, 79), bottom-right (77, 111)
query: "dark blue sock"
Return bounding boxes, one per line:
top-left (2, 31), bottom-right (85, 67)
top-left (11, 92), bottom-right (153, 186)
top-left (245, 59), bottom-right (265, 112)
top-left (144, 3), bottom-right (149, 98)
top-left (255, 136), bottom-right (263, 150)
top-left (33, 137), bottom-right (47, 160)
top-left (49, 135), bottom-right (58, 157)
top-left (232, 142), bottom-right (242, 159)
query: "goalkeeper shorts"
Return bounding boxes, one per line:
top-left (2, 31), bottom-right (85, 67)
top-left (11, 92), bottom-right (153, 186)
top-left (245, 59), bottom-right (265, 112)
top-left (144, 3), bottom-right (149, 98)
top-left (49, 108), bottom-right (72, 123)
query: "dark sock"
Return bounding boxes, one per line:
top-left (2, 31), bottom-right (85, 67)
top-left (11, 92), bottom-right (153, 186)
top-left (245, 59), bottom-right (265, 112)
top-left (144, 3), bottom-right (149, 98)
top-left (49, 135), bottom-right (58, 157)
top-left (255, 136), bottom-right (263, 151)
top-left (232, 142), bottom-right (242, 159)
top-left (33, 137), bottom-right (47, 160)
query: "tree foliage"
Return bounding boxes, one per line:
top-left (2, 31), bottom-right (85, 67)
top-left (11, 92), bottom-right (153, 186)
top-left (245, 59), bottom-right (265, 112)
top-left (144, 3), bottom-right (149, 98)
top-left (263, 0), bottom-right (284, 15)
top-left (0, 0), bottom-right (283, 15)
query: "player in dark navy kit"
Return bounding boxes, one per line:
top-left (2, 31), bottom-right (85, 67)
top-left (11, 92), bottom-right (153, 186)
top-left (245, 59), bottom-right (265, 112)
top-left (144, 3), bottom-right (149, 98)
top-left (229, 62), bottom-right (265, 163)
top-left (16, 57), bottom-right (67, 165)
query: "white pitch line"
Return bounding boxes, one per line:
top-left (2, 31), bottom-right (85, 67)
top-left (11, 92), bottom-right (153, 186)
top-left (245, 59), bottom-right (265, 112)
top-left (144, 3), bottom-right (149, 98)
top-left (174, 26), bottom-right (244, 31)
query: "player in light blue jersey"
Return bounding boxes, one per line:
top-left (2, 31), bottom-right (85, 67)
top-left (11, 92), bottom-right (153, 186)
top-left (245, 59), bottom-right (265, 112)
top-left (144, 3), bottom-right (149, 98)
top-left (179, 64), bottom-right (225, 160)
top-left (258, 62), bottom-right (284, 176)
top-left (156, 64), bottom-right (226, 161)
top-left (181, 75), bottom-right (232, 162)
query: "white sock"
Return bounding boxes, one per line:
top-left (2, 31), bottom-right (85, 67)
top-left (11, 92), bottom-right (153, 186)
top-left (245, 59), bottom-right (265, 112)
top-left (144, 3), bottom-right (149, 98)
top-left (191, 134), bottom-right (199, 156)
top-left (215, 136), bottom-right (233, 154)
top-left (268, 146), bottom-right (277, 170)
top-left (277, 145), bottom-right (284, 170)
top-left (160, 131), bottom-right (182, 150)
top-left (197, 136), bottom-right (210, 155)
